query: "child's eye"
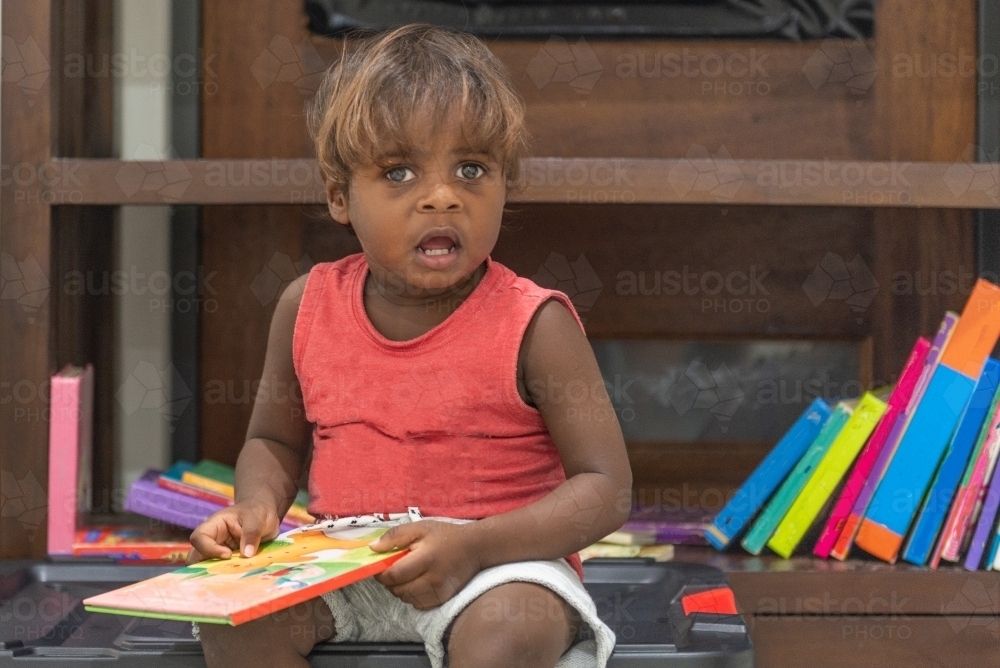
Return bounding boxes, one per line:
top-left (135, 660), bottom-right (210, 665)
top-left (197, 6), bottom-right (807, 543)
top-left (456, 163), bottom-right (486, 180)
top-left (385, 166), bottom-right (415, 183)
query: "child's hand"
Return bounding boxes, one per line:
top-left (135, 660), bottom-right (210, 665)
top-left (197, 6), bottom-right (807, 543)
top-left (185, 499), bottom-right (281, 565)
top-left (369, 521), bottom-right (483, 610)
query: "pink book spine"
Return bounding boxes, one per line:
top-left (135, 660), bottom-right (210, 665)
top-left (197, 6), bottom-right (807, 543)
top-left (47, 366), bottom-right (89, 555)
top-left (813, 337), bottom-right (932, 558)
top-left (938, 411), bottom-right (1000, 562)
top-left (832, 315), bottom-right (957, 561)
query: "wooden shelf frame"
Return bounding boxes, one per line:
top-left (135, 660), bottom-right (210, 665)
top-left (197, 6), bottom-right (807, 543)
top-left (36, 157), bottom-right (1000, 208)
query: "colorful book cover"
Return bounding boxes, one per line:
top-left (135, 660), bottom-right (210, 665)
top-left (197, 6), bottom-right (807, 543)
top-left (740, 402), bottom-right (851, 556)
top-left (47, 364), bottom-right (95, 556)
top-left (964, 453), bottom-right (1000, 570)
top-left (125, 469), bottom-right (298, 534)
top-left (82, 524), bottom-right (408, 625)
top-left (903, 358), bottom-right (1000, 565)
top-left (935, 393), bottom-right (1000, 564)
top-left (706, 397), bottom-right (831, 550)
top-left (769, 392), bottom-right (887, 558)
top-left (815, 337), bottom-right (931, 559)
top-left (73, 525), bottom-right (192, 563)
top-left (857, 279), bottom-right (1000, 563)
top-left (831, 314), bottom-right (957, 560)
top-left (181, 459), bottom-right (313, 524)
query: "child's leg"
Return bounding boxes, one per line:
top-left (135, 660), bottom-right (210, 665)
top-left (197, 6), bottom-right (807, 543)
top-left (445, 581), bottom-right (583, 668)
top-left (198, 596), bottom-right (335, 668)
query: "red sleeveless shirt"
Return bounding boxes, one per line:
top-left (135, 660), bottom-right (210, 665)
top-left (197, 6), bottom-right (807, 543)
top-left (293, 253), bottom-right (586, 580)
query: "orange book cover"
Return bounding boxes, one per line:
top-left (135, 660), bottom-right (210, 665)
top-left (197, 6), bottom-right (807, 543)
top-left (939, 279), bottom-right (1000, 379)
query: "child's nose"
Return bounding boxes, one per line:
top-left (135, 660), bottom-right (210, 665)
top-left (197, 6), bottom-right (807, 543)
top-left (417, 179), bottom-right (463, 212)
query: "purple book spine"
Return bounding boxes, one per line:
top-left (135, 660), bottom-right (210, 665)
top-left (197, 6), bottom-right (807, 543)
top-left (964, 465), bottom-right (1000, 570)
top-left (125, 469), bottom-right (295, 533)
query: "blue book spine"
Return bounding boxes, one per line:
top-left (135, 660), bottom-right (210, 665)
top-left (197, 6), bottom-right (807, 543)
top-left (903, 359), bottom-right (1000, 565)
top-left (707, 397), bottom-right (831, 549)
top-left (863, 366), bottom-right (976, 541)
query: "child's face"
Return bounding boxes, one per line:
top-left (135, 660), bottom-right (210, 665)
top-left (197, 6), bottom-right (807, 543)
top-left (326, 109), bottom-right (506, 298)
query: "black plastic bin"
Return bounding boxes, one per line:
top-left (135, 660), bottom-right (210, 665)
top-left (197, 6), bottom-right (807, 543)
top-left (0, 557), bottom-right (753, 667)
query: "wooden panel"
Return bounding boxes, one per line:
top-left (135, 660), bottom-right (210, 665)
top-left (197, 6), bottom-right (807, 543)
top-left (200, 0), bottom-right (324, 463)
top-left (1, 0), bottom-right (53, 559)
top-left (492, 203), bottom-right (874, 339)
top-left (744, 616), bottom-right (1000, 668)
top-left (52, 0), bottom-right (114, 158)
top-left (312, 37), bottom-right (876, 160)
top-left (869, 0), bottom-right (979, 382)
top-left (50, 158), bottom-right (1000, 208)
top-left (49, 1), bottom-right (116, 518)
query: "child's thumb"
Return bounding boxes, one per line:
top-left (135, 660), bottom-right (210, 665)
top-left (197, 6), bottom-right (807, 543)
top-left (369, 524), bottom-right (416, 551)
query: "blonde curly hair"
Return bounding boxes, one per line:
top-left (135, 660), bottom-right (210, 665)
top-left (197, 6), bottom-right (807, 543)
top-left (307, 24), bottom-right (530, 199)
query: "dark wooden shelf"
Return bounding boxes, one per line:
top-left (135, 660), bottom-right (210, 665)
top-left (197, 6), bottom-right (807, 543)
top-left (47, 158), bottom-right (1000, 209)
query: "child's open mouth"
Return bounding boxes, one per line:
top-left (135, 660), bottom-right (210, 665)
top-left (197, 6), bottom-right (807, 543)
top-left (415, 234), bottom-right (460, 269)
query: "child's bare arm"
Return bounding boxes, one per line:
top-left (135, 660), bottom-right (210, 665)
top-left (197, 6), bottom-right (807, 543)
top-left (467, 298), bottom-right (633, 565)
top-left (188, 276), bottom-right (312, 561)
top-left (370, 299), bottom-right (632, 607)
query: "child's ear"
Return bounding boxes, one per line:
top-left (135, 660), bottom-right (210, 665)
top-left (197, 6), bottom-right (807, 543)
top-left (325, 179), bottom-right (351, 226)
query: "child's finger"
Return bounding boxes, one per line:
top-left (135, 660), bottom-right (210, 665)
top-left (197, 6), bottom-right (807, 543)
top-left (189, 520), bottom-right (234, 560)
top-left (237, 513), bottom-right (264, 558)
top-left (375, 550), bottom-right (427, 587)
top-left (369, 523), bottom-right (424, 551)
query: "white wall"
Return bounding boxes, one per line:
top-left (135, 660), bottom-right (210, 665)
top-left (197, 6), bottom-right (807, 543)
top-left (113, 0), bottom-right (174, 502)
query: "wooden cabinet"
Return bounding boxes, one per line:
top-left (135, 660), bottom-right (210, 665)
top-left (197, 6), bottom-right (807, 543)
top-left (1, 1), bottom-right (998, 665)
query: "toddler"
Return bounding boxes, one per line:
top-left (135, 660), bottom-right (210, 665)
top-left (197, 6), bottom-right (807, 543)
top-left (186, 23), bottom-right (632, 668)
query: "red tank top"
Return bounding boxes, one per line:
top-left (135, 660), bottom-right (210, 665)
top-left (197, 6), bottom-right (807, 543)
top-left (293, 253), bottom-right (586, 580)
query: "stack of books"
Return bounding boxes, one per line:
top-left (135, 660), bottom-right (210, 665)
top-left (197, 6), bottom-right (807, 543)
top-left (706, 278), bottom-right (1000, 570)
top-left (124, 460), bottom-right (313, 534)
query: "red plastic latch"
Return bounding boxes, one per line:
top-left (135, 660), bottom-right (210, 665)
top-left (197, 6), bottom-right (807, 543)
top-left (681, 587), bottom-right (738, 616)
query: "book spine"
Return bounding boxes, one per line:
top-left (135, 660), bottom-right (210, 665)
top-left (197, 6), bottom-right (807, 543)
top-left (158, 477), bottom-right (233, 506)
top-left (903, 359), bottom-right (1000, 565)
top-left (815, 404), bottom-right (900, 559)
top-left (964, 456), bottom-right (1000, 570)
top-left (181, 471), bottom-right (234, 497)
top-left (706, 397), bottom-right (831, 549)
top-left (816, 338), bottom-right (932, 558)
top-left (47, 369), bottom-right (82, 555)
top-left (832, 315), bottom-right (957, 560)
top-left (855, 367), bottom-right (977, 562)
top-left (938, 404), bottom-right (1000, 562)
top-left (770, 393), bottom-right (887, 559)
top-left (740, 404), bottom-right (850, 555)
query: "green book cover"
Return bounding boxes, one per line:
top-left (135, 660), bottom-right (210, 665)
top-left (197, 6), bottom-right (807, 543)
top-left (768, 392), bottom-right (888, 558)
top-left (741, 402), bottom-right (853, 555)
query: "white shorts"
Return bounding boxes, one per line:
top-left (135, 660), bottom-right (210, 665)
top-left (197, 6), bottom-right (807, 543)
top-left (320, 556), bottom-right (615, 668)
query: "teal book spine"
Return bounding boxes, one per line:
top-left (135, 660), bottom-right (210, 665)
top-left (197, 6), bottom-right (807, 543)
top-left (740, 403), bottom-right (852, 555)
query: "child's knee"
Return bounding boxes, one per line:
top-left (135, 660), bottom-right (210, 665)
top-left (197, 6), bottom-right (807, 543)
top-left (447, 583), bottom-right (578, 668)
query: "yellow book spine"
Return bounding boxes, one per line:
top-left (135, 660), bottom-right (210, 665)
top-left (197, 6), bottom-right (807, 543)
top-left (181, 471), bottom-right (234, 498)
top-left (767, 392), bottom-right (888, 558)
